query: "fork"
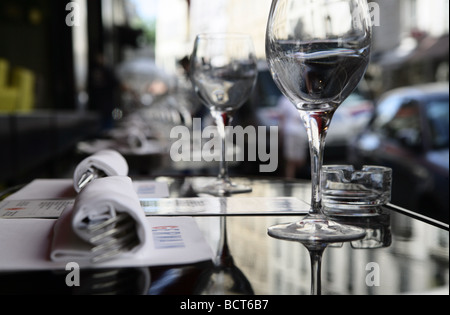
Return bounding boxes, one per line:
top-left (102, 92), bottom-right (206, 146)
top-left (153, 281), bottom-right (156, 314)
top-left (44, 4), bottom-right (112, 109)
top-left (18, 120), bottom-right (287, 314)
top-left (82, 213), bottom-right (140, 263)
top-left (77, 167), bottom-right (107, 191)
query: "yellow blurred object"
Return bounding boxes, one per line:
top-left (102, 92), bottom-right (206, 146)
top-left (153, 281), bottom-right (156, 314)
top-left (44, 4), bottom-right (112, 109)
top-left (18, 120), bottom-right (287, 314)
top-left (0, 58), bottom-right (17, 112)
top-left (12, 67), bottom-right (35, 112)
top-left (0, 59), bottom-right (35, 113)
top-left (0, 88), bottom-right (19, 112)
top-left (0, 58), bottom-right (8, 87)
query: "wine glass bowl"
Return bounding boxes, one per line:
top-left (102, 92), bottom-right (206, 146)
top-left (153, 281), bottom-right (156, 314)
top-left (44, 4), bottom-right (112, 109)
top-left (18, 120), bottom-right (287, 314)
top-left (191, 34), bottom-right (257, 113)
top-left (190, 33), bottom-right (258, 196)
top-left (266, 0), bottom-right (372, 112)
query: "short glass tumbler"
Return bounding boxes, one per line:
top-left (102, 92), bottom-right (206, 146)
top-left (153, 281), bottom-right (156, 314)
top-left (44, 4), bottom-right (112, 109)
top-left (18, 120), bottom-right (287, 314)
top-left (321, 165), bottom-right (392, 216)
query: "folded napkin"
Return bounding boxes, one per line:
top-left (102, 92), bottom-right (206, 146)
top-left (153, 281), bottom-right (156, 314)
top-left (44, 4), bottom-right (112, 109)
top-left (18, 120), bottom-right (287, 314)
top-left (51, 176), bottom-right (149, 263)
top-left (73, 150), bottom-right (129, 192)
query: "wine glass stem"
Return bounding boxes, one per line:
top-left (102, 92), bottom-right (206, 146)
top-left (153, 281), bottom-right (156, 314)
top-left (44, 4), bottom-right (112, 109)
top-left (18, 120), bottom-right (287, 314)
top-left (299, 110), bottom-right (334, 215)
top-left (216, 216), bottom-right (232, 267)
top-left (309, 248), bottom-right (325, 295)
top-left (212, 110), bottom-right (232, 183)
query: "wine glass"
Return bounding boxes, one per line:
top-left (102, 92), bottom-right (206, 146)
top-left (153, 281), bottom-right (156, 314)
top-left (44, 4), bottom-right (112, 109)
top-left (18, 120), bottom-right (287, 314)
top-left (266, 0), bottom-right (372, 294)
top-left (190, 33), bottom-right (258, 196)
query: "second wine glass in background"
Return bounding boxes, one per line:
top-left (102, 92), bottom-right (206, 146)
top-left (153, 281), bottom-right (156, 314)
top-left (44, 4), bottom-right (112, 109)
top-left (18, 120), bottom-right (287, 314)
top-left (190, 33), bottom-right (258, 196)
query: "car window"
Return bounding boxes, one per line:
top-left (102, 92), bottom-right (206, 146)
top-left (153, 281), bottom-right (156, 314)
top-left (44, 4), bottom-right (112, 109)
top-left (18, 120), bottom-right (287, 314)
top-left (377, 99), bottom-right (422, 147)
top-left (425, 97), bottom-right (449, 149)
top-left (372, 95), bottom-right (403, 130)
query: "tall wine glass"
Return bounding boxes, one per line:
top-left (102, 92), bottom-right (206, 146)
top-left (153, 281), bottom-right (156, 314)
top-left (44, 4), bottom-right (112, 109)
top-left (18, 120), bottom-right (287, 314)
top-left (266, 0), bottom-right (372, 294)
top-left (190, 33), bottom-right (258, 195)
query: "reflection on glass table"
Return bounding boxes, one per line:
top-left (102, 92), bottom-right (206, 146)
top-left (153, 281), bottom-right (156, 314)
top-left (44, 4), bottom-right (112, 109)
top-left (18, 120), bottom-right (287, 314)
top-left (216, 213), bottom-right (447, 295)
top-left (165, 177), bottom-right (449, 295)
top-left (198, 216), bottom-right (254, 295)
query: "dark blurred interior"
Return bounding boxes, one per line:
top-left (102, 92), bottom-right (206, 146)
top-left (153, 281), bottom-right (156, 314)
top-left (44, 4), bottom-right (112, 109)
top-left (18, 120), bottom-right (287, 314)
top-left (0, 0), bottom-right (142, 186)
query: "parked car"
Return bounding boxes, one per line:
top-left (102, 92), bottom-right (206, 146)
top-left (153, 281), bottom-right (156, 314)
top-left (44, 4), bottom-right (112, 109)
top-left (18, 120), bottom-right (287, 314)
top-left (348, 83), bottom-right (449, 224)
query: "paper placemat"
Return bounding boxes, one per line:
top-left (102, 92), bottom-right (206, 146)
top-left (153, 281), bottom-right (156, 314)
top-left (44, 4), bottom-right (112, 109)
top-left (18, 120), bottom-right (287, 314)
top-left (0, 217), bottom-right (213, 272)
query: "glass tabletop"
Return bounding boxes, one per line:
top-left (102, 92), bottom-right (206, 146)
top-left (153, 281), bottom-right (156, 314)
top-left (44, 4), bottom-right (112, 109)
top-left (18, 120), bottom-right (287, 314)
top-left (162, 176), bottom-right (449, 295)
top-left (0, 176), bottom-right (448, 296)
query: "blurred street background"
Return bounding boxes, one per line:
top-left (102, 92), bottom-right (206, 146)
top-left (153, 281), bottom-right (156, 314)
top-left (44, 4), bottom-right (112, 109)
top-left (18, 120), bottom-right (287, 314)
top-left (0, 0), bottom-right (448, 223)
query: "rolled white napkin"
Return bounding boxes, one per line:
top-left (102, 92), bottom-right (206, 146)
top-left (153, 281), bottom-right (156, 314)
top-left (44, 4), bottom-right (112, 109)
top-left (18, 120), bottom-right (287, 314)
top-left (51, 176), bottom-right (149, 263)
top-left (73, 150), bottom-right (129, 192)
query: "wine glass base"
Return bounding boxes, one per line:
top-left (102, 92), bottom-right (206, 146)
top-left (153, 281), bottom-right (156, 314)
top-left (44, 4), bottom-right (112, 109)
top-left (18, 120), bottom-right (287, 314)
top-left (196, 178), bottom-right (252, 196)
top-left (268, 215), bottom-right (366, 245)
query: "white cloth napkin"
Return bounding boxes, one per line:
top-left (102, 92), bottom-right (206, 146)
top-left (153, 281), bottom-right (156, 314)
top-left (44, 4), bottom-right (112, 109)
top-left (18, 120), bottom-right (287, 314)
top-left (51, 176), bottom-right (149, 263)
top-left (73, 150), bottom-right (129, 193)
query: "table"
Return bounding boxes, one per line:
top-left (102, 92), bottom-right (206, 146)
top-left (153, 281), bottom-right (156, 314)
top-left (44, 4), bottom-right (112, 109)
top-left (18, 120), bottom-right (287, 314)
top-left (0, 176), bottom-right (448, 296)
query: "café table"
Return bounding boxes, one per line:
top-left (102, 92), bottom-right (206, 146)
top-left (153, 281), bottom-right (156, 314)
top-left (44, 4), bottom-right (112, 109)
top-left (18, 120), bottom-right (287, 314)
top-left (0, 176), bottom-right (448, 296)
